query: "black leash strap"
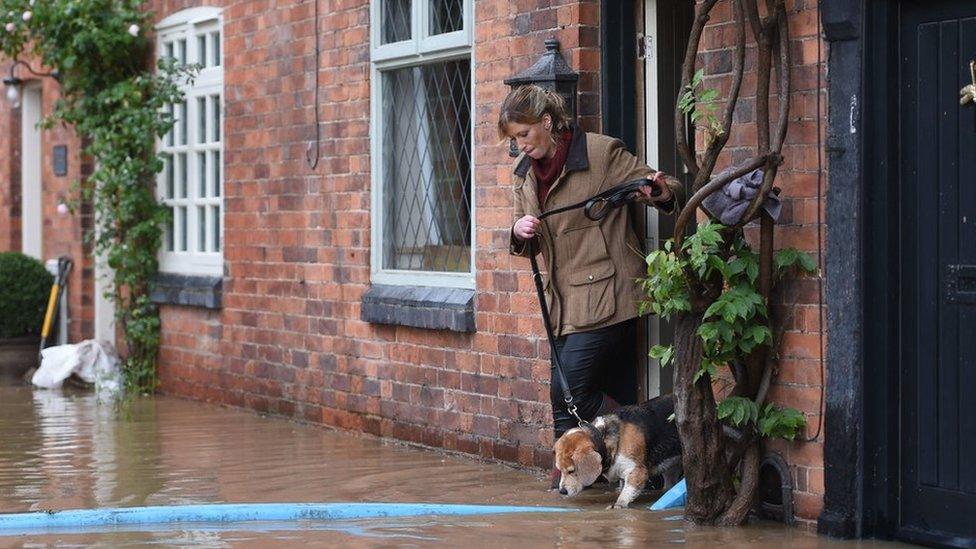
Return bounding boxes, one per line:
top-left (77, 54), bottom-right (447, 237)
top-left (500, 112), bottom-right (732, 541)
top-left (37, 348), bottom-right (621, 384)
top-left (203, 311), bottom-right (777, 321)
top-left (583, 178), bottom-right (661, 221)
top-left (526, 178), bottom-right (661, 427)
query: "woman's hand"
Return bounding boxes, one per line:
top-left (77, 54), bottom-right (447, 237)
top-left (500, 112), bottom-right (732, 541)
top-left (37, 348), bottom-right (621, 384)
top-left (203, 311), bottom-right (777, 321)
top-left (639, 171), bottom-right (673, 204)
top-left (513, 215), bottom-right (541, 241)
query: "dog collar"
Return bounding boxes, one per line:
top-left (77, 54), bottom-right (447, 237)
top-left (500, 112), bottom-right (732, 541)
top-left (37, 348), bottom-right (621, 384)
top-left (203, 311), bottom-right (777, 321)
top-left (580, 422), bottom-right (611, 471)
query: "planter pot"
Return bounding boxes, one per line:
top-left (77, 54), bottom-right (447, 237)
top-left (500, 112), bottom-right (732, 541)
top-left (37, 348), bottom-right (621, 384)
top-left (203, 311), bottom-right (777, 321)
top-left (0, 335), bottom-right (40, 382)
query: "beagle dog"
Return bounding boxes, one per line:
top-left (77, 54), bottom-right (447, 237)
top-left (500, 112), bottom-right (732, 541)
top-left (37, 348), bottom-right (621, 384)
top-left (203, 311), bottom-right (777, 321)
top-left (553, 395), bottom-right (682, 508)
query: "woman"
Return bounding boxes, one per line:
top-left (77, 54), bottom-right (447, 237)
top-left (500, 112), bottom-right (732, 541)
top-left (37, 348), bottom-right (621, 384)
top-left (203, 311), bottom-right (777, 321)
top-left (498, 85), bottom-right (683, 487)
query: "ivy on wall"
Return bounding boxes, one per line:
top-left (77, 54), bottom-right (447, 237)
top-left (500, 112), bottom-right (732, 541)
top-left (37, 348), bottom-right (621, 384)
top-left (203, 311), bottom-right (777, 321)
top-left (1, 0), bottom-right (193, 393)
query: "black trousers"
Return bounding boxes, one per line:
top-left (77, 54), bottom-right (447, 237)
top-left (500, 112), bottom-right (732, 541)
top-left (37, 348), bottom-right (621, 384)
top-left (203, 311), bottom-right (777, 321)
top-left (550, 318), bottom-right (638, 437)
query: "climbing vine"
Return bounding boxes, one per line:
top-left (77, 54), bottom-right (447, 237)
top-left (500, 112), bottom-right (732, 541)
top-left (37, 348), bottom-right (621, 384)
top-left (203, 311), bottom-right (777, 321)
top-left (641, 221), bottom-right (814, 439)
top-left (654, 0), bottom-right (810, 526)
top-left (678, 68), bottom-right (724, 145)
top-left (1, 0), bottom-right (193, 393)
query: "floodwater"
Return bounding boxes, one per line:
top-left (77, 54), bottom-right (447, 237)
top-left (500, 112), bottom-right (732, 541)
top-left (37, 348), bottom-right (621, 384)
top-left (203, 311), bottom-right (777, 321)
top-left (0, 384), bottom-right (907, 548)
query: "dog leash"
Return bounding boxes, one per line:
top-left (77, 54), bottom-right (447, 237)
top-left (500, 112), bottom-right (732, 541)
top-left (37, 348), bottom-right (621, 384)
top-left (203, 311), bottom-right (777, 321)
top-left (526, 178), bottom-right (662, 427)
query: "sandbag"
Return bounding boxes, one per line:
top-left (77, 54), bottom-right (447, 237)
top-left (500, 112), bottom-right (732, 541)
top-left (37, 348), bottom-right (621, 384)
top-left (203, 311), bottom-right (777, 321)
top-left (31, 340), bottom-right (122, 396)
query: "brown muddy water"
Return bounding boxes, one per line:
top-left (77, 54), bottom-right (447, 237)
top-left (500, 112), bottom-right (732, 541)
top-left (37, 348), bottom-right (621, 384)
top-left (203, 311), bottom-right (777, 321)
top-left (0, 384), bottom-right (908, 548)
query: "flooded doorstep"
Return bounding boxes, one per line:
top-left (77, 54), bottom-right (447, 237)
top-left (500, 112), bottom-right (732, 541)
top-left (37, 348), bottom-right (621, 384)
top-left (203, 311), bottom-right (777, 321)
top-left (0, 385), bottom-right (907, 547)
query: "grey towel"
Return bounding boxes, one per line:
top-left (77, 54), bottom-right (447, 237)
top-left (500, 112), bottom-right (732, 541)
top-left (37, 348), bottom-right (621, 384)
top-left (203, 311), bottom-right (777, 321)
top-left (701, 168), bottom-right (781, 226)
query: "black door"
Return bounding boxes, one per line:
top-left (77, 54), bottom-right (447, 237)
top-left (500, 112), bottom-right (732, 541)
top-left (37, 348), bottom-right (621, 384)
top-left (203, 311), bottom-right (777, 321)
top-left (899, 0), bottom-right (976, 544)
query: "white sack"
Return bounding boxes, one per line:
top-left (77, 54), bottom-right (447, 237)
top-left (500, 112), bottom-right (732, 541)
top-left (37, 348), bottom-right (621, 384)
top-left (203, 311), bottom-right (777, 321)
top-left (31, 343), bottom-right (80, 388)
top-left (31, 340), bottom-right (123, 396)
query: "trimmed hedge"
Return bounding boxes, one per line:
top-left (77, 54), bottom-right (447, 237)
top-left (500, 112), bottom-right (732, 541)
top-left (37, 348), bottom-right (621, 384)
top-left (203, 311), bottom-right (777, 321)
top-left (0, 252), bottom-right (53, 338)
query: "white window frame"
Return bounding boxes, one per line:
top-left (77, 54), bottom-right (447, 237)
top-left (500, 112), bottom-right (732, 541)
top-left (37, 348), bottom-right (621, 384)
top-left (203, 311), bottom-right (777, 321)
top-left (156, 7), bottom-right (224, 276)
top-left (643, 0), bottom-right (664, 399)
top-left (370, 0), bottom-right (476, 289)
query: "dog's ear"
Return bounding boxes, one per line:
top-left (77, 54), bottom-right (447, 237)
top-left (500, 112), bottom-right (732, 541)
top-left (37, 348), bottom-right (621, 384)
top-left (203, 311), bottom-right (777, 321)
top-left (571, 446), bottom-right (602, 488)
top-left (553, 433), bottom-right (570, 461)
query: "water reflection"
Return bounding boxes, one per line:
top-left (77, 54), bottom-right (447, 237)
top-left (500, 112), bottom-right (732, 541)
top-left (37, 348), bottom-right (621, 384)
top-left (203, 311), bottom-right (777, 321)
top-left (0, 387), bottom-right (166, 512)
top-left (0, 384), bottom-right (908, 547)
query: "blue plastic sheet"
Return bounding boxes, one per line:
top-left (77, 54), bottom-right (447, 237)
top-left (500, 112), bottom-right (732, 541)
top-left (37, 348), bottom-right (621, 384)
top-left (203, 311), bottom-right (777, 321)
top-left (649, 479), bottom-right (687, 511)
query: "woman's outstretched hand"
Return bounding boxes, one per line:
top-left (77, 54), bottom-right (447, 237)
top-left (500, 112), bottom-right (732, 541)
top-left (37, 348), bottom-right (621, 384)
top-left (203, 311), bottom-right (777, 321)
top-left (639, 171), bottom-right (673, 204)
top-left (513, 215), bottom-right (541, 241)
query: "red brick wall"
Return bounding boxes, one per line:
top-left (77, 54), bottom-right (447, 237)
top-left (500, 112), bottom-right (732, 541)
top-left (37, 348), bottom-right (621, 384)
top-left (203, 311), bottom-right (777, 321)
top-left (151, 0), bottom-right (608, 471)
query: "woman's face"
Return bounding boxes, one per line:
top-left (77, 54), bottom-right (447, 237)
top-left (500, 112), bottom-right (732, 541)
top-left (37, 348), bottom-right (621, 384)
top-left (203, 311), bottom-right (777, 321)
top-left (505, 118), bottom-right (555, 160)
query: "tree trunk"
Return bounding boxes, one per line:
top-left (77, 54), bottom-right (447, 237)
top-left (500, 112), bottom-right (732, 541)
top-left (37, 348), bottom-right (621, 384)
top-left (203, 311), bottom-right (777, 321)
top-left (717, 442), bottom-right (760, 526)
top-left (668, 0), bottom-right (792, 526)
top-left (672, 311), bottom-right (735, 523)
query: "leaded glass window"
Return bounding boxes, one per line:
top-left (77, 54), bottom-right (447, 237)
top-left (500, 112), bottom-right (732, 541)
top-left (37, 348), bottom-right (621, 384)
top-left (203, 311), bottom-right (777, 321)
top-left (429, 0), bottom-right (462, 35)
top-left (381, 60), bottom-right (471, 272)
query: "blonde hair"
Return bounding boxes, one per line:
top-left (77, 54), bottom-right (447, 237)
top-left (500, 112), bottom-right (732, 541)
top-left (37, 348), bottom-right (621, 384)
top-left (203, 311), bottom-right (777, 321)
top-left (496, 85), bottom-right (573, 140)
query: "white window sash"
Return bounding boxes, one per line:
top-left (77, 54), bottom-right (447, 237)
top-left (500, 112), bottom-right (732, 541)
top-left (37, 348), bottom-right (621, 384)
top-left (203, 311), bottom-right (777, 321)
top-left (157, 7), bottom-right (221, 32)
top-left (418, 0), bottom-right (471, 53)
top-left (371, 0), bottom-right (419, 62)
top-left (156, 9), bottom-right (224, 276)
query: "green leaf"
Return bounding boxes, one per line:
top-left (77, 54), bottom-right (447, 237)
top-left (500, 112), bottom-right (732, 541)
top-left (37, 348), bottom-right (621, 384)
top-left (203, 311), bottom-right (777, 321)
top-left (649, 344), bottom-right (675, 367)
top-left (716, 322), bottom-right (734, 343)
top-left (704, 300), bottom-right (725, 319)
top-left (706, 255), bottom-right (728, 278)
top-left (728, 258), bottom-right (746, 277)
top-left (734, 405), bottom-right (746, 425)
top-left (697, 322), bottom-right (717, 342)
top-left (775, 248), bottom-right (817, 276)
top-left (758, 405), bottom-right (807, 440)
top-left (717, 396), bottom-right (759, 427)
top-left (746, 261), bottom-right (759, 283)
top-left (799, 252), bottom-right (817, 272)
top-left (738, 338), bottom-right (756, 354)
top-left (693, 360), bottom-right (715, 384)
top-left (775, 249), bottom-right (796, 269)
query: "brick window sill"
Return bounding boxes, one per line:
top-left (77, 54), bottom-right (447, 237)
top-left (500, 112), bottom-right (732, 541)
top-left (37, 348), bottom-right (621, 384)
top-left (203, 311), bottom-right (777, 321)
top-left (361, 284), bottom-right (475, 333)
top-left (151, 273), bottom-right (222, 310)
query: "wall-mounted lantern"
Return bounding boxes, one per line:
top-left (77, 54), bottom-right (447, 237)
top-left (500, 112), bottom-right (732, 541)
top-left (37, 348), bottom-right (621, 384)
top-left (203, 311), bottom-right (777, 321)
top-left (3, 59), bottom-right (59, 108)
top-left (503, 38), bottom-right (579, 157)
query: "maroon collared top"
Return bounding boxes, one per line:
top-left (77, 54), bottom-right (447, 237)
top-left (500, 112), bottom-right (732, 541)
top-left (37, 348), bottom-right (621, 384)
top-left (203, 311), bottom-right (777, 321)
top-left (531, 130), bottom-right (573, 206)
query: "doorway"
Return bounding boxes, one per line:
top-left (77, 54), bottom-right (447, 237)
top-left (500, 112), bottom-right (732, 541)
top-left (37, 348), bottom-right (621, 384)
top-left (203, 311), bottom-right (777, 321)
top-left (640, 0), bottom-right (693, 399)
top-left (601, 0), bottom-right (693, 401)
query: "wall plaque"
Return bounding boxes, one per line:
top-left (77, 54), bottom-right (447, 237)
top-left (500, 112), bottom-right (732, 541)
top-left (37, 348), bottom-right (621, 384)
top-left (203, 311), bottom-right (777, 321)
top-left (53, 145), bottom-right (67, 176)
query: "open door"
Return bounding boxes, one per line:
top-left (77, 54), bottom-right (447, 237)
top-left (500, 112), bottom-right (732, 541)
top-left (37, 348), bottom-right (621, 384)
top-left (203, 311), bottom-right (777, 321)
top-left (602, 0), bottom-right (693, 401)
top-left (640, 0), bottom-right (694, 399)
top-left (20, 83), bottom-right (42, 260)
